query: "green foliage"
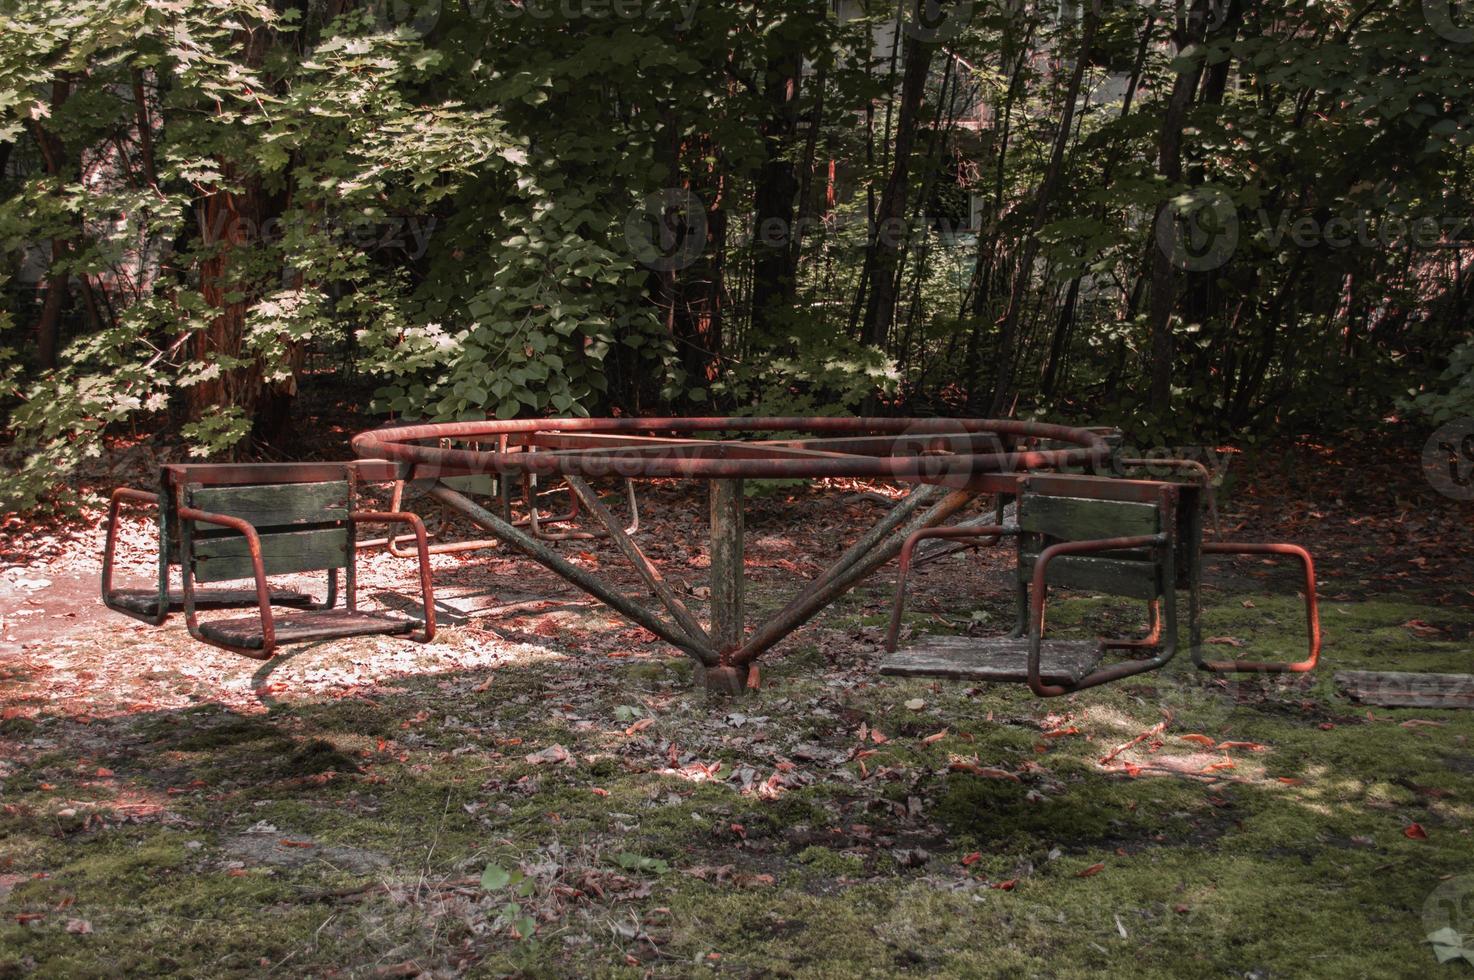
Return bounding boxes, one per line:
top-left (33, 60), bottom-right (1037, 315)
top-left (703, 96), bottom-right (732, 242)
top-left (479, 863), bottom-right (538, 940)
top-left (1, 0), bottom-right (1471, 510)
top-left (613, 851), bottom-right (670, 876)
top-left (1404, 336), bottom-right (1474, 424)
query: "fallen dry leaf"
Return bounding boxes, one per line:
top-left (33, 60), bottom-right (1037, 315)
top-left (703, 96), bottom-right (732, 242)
top-left (526, 744), bottom-right (571, 765)
top-left (1401, 620), bottom-right (1444, 637)
top-left (948, 757), bottom-right (1020, 781)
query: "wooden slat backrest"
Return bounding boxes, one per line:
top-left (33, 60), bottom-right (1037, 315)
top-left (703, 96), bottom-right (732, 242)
top-left (1017, 493), bottom-right (1162, 540)
top-left (1016, 484), bottom-right (1172, 600)
top-left (192, 525), bottom-right (352, 583)
top-left (180, 470), bottom-right (356, 585)
top-left (190, 481), bottom-right (351, 529)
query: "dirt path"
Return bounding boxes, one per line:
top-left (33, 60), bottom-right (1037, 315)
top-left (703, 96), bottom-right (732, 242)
top-left (0, 571), bottom-right (100, 650)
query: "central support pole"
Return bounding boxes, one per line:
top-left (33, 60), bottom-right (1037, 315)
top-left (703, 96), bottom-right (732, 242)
top-left (704, 478), bottom-right (749, 694)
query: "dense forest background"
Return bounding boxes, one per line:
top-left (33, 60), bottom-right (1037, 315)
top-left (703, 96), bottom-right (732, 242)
top-left (1, 0), bottom-right (1472, 509)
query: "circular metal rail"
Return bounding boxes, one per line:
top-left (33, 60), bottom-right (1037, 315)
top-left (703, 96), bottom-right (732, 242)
top-left (351, 416), bottom-right (1110, 482)
top-left (350, 417), bottom-right (1114, 690)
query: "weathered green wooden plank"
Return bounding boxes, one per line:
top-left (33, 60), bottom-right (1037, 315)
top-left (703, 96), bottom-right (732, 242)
top-left (193, 527), bottom-right (349, 583)
top-left (441, 474), bottom-right (498, 496)
top-left (880, 636), bottom-right (1101, 685)
top-left (1335, 670), bottom-right (1474, 709)
top-left (1018, 554), bottom-right (1160, 600)
top-left (198, 609), bottom-right (412, 650)
top-left (109, 587), bottom-right (313, 617)
top-left (190, 481), bottom-right (350, 528)
top-left (1018, 494), bottom-right (1160, 540)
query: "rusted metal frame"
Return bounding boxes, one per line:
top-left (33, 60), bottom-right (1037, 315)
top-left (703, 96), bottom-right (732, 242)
top-left (428, 483), bottom-right (716, 664)
top-left (1100, 599), bottom-right (1163, 654)
top-left (518, 452), bottom-right (641, 542)
top-left (178, 497), bottom-right (277, 661)
top-left (522, 452), bottom-right (583, 538)
top-left (360, 416), bottom-right (1101, 444)
top-left (767, 484), bottom-right (946, 636)
top-left (747, 431), bottom-right (1011, 458)
top-left (526, 478), bottom-right (597, 541)
top-left (533, 435), bottom-right (1062, 480)
top-left (884, 524), bottom-right (1020, 652)
top-left (1025, 531), bottom-right (1177, 697)
top-left (363, 443), bottom-right (1100, 482)
top-left (523, 477), bottom-right (588, 540)
top-left (1119, 457), bottom-right (1220, 536)
top-left (907, 496), bottom-right (1018, 569)
top-left (1194, 542), bottom-right (1321, 673)
top-left (349, 511), bottom-right (437, 642)
top-left (563, 475), bottom-right (709, 650)
top-left (357, 479), bottom-right (435, 554)
top-left (728, 488), bottom-right (978, 668)
top-left (101, 487), bottom-right (170, 625)
top-left (162, 459), bottom-right (403, 487)
top-left (524, 432), bottom-right (713, 451)
top-left (351, 418), bottom-right (1111, 481)
top-left (543, 442), bottom-right (859, 463)
top-left (358, 479), bottom-right (506, 556)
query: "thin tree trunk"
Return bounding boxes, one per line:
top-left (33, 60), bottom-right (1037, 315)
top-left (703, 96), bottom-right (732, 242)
top-left (750, 43), bottom-right (804, 336)
top-left (860, 4), bottom-right (935, 348)
top-left (1145, 0), bottom-right (1215, 413)
top-left (987, 9), bottom-right (1099, 414)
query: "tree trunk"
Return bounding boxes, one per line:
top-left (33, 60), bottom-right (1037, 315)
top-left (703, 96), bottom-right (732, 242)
top-left (859, 5), bottom-right (934, 349)
top-left (749, 46), bottom-right (804, 337)
top-left (1145, 0), bottom-right (1215, 414)
top-left (987, 9), bottom-right (1098, 414)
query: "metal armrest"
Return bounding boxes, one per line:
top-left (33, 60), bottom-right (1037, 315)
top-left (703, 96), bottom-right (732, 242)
top-left (1195, 542), bottom-right (1320, 674)
top-left (102, 487), bottom-right (167, 624)
top-left (177, 505), bottom-right (276, 659)
top-left (350, 511), bottom-right (437, 642)
top-left (1028, 533), bottom-right (1174, 697)
top-left (884, 524), bottom-right (1016, 652)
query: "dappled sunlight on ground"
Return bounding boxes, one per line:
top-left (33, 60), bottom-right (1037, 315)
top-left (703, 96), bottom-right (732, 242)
top-left (3, 469), bottom-right (1474, 974)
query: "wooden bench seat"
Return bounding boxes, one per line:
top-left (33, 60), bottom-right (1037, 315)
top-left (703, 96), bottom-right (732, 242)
top-left (108, 587), bottom-right (313, 619)
top-left (880, 636), bottom-right (1103, 686)
top-left (197, 609), bottom-right (415, 650)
